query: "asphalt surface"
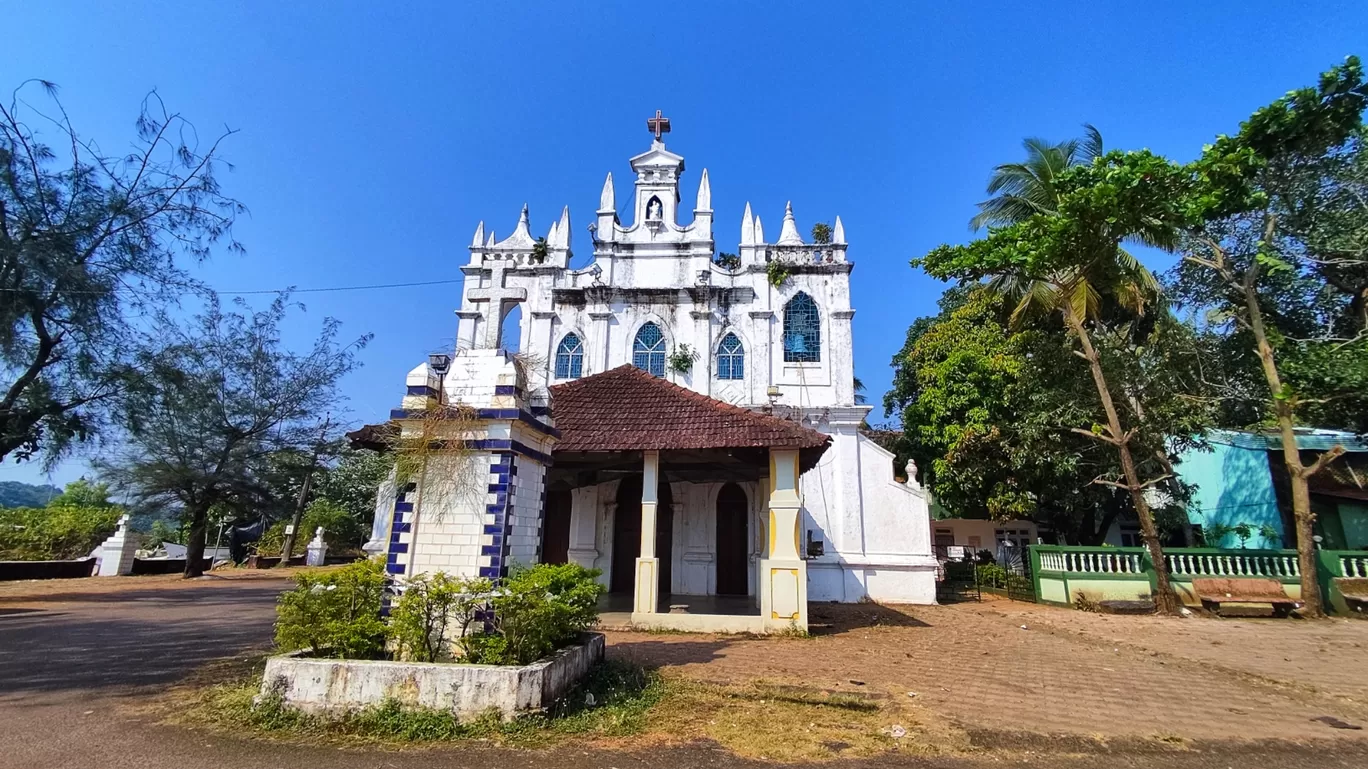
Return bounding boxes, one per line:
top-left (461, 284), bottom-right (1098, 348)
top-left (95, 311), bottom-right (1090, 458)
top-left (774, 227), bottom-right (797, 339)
top-left (1, 578), bottom-right (1363, 769)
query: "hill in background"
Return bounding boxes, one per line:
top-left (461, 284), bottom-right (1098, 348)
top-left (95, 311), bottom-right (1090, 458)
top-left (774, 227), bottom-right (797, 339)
top-left (0, 481), bottom-right (62, 508)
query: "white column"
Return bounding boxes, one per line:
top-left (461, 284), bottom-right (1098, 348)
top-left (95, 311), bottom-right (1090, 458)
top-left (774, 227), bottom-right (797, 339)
top-left (589, 311), bottom-right (613, 376)
top-left (633, 450), bottom-right (661, 616)
top-left (691, 310), bottom-right (713, 396)
top-left (760, 448), bottom-right (808, 632)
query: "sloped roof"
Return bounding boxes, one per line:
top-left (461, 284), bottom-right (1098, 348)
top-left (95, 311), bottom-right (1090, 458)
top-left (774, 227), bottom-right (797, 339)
top-left (549, 365), bottom-right (830, 459)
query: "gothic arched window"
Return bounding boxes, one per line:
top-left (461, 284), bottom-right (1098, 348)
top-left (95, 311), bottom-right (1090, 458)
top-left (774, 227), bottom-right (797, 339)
top-left (633, 322), bottom-right (666, 376)
top-left (783, 292), bottom-right (821, 362)
top-left (716, 332), bottom-right (744, 380)
top-left (554, 333), bottom-right (583, 379)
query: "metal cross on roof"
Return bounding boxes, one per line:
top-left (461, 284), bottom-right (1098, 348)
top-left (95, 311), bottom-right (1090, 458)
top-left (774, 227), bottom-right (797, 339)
top-left (466, 259), bottom-right (528, 349)
top-left (646, 109), bottom-right (671, 141)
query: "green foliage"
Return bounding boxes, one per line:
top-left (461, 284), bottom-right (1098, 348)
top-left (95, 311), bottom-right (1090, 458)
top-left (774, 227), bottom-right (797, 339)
top-left (273, 558), bottom-right (387, 659)
top-left (476, 562), bottom-right (606, 666)
top-left (810, 222), bottom-right (832, 244)
top-left (765, 258), bottom-right (791, 288)
top-left (0, 504), bottom-right (120, 560)
top-left (45, 479), bottom-right (116, 509)
top-left (712, 252), bottom-right (740, 270)
top-left (315, 450), bottom-right (393, 525)
top-left (530, 237), bottom-right (549, 264)
top-left (974, 563), bottom-right (1031, 593)
top-left (0, 83), bottom-right (244, 465)
top-left (666, 344), bottom-right (698, 375)
top-left (255, 499), bottom-right (366, 556)
top-left (148, 518), bottom-right (183, 547)
top-left (388, 572), bottom-right (492, 662)
top-left (971, 124), bottom-right (1105, 230)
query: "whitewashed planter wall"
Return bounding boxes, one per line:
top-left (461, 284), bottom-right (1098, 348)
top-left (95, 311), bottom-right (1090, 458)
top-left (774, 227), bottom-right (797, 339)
top-left (258, 633), bottom-right (604, 718)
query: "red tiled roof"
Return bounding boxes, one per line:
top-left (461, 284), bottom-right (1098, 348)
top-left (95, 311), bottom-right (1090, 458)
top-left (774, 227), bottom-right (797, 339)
top-left (549, 365), bottom-right (831, 457)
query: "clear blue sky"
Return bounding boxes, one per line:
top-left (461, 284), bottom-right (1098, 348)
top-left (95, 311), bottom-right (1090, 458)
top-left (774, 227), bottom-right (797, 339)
top-left (3, 1), bottom-right (1364, 488)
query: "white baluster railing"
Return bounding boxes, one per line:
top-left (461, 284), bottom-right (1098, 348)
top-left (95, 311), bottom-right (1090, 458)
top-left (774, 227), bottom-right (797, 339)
top-left (1343, 555), bottom-right (1368, 579)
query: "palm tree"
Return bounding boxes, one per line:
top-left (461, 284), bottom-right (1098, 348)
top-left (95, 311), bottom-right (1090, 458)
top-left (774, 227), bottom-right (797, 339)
top-left (971, 125), bottom-right (1104, 230)
top-left (853, 377), bottom-right (868, 405)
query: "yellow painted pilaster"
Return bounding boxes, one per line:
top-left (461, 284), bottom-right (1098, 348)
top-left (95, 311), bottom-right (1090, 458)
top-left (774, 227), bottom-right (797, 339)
top-left (760, 448), bottom-right (807, 632)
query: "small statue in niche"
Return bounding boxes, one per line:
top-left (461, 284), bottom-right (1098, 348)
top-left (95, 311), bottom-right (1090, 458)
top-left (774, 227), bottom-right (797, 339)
top-left (647, 197), bottom-right (662, 220)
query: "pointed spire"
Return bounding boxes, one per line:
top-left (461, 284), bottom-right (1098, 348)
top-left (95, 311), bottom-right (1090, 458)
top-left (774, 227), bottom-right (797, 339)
top-left (472, 221), bottom-right (485, 248)
top-left (546, 218), bottom-right (559, 244)
top-left (485, 231), bottom-right (496, 248)
top-left (599, 172), bottom-right (615, 211)
top-left (753, 215), bottom-right (765, 245)
top-left (833, 215), bottom-right (846, 244)
top-left (778, 201), bottom-right (803, 245)
top-left (696, 168), bottom-right (712, 210)
top-left (515, 204), bottom-right (531, 236)
top-left (557, 206), bottom-right (571, 249)
top-left (741, 202), bottom-right (754, 245)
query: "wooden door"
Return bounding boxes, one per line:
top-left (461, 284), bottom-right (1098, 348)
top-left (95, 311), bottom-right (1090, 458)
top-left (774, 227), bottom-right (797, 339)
top-left (540, 488), bottom-right (572, 565)
top-left (610, 476), bottom-right (641, 593)
top-left (715, 483), bottom-right (749, 595)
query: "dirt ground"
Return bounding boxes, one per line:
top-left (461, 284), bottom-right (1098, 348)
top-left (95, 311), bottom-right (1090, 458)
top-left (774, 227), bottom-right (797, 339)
top-left (3, 575), bottom-right (1367, 768)
top-left (605, 597), bottom-right (1368, 743)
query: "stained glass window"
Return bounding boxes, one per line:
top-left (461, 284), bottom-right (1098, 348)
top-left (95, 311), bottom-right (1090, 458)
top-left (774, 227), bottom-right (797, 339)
top-left (554, 333), bottom-right (583, 379)
top-left (783, 292), bottom-right (821, 362)
top-left (633, 322), bottom-right (666, 376)
top-left (716, 332), bottom-right (744, 380)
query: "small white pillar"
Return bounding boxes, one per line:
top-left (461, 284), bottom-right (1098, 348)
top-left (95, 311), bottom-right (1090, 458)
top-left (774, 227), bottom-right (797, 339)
top-left (97, 515), bottom-right (139, 577)
top-left (633, 450), bottom-right (661, 616)
top-left (760, 449), bottom-right (808, 632)
top-left (305, 527), bottom-right (329, 566)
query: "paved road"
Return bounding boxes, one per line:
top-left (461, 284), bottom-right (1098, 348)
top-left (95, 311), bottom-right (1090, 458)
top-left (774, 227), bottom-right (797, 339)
top-left (1, 578), bottom-right (1365, 769)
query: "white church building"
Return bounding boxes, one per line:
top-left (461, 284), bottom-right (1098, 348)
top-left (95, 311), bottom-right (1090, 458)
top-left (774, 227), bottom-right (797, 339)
top-left (358, 114), bottom-right (935, 631)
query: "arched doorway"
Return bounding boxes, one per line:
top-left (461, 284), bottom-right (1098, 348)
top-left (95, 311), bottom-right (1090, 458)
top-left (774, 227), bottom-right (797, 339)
top-left (540, 486), bottom-right (572, 565)
top-left (715, 483), bottom-right (749, 595)
top-left (610, 475), bottom-right (673, 596)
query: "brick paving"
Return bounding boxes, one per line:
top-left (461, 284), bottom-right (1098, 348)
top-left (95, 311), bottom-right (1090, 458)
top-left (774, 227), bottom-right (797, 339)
top-left (606, 598), bottom-right (1368, 741)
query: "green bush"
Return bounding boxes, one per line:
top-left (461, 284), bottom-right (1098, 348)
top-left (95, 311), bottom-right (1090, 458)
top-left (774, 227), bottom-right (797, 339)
top-left (0, 505), bottom-right (121, 560)
top-left (389, 572), bottom-right (493, 662)
top-left (255, 498), bottom-right (368, 557)
top-left (274, 558), bottom-right (387, 658)
top-left (483, 562), bottom-right (606, 666)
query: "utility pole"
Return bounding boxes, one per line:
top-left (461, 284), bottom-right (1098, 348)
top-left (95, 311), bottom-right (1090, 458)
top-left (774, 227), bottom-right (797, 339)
top-left (278, 416), bottom-right (332, 566)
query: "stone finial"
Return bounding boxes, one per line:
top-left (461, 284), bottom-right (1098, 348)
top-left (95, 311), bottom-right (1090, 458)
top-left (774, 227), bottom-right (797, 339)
top-left (905, 458), bottom-right (921, 489)
top-left (471, 221), bottom-right (485, 248)
top-left (546, 218), bottom-right (559, 245)
top-left (777, 201), bottom-right (804, 245)
top-left (485, 231), bottom-right (496, 248)
top-left (834, 215), bottom-right (846, 244)
top-left (599, 172), bottom-right (615, 211)
top-left (741, 202), bottom-right (754, 245)
top-left (556, 206), bottom-right (571, 249)
top-left (696, 168), bottom-right (711, 211)
top-left (754, 215), bottom-right (765, 245)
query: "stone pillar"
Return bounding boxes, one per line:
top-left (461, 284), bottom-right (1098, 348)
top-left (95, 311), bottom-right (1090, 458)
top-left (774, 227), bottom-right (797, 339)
top-left (97, 515), bottom-right (139, 577)
top-left (305, 527), bottom-right (328, 566)
top-left (760, 448), bottom-right (808, 632)
top-left (588, 311), bottom-right (613, 376)
top-left (633, 450), bottom-right (661, 616)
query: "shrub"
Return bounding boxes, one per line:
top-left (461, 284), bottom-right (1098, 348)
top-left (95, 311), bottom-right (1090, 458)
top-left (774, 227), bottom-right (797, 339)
top-left (484, 562), bottom-right (605, 665)
top-left (274, 558), bottom-right (387, 658)
top-left (0, 505), bottom-right (121, 560)
top-left (255, 499), bottom-right (367, 557)
top-left (389, 572), bottom-right (493, 662)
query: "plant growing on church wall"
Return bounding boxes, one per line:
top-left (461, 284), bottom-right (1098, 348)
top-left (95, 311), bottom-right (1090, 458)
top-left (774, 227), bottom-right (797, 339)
top-left (811, 223), bottom-right (833, 244)
top-left (530, 237), bottom-right (549, 264)
top-left (765, 257), bottom-right (792, 288)
top-left (713, 252), bottom-right (741, 270)
top-left (667, 343), bottom-right (698, 375)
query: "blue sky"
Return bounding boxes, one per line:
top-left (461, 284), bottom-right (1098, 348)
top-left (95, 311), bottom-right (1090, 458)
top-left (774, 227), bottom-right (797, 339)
top-left (3, 1), bottom-right (1365, 488)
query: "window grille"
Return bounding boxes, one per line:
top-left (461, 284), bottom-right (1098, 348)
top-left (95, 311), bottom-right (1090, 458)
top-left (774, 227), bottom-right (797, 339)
top-left (783, 292), bottom-right (821, 362)
top-left (554, 333), bottom-right (583, 379)
top-left (633, 322), bottom-right (666, 376)
top-left (716, 332), bottom-right (744, 380)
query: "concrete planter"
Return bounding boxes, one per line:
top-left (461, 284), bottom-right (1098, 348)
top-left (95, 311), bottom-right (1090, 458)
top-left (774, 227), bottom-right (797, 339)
top-left (258, 633), bottom-right (604, 718)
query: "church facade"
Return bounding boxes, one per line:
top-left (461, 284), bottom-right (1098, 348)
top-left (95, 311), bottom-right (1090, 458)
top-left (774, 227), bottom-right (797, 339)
top-left (436, 118), bottom-right (937, 605)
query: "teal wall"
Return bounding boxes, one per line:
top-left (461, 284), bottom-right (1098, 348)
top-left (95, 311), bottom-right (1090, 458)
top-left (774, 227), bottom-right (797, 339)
top-left (1176, 440), bottom-right (1284, 549)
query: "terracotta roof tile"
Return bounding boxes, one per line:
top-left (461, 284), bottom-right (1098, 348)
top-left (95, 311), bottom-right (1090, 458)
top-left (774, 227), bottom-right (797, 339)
top-left (549, 365), bottom-right (830, 455)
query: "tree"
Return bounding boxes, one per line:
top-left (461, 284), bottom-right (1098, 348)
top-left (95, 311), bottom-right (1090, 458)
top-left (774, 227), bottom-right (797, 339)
top-left (970, 125), bottom-right (1103, 230)
top-left (1171, 57), bottom-right (1368, 616)
top-left (1, 81), bottom-right (243, 465)
top-left (99, 294), bottom-right (368, 577)
top-left (915, 150), bottom-right (1203, 614)
top-left (45, 478), bottom-right (115, 508)
top-left (314, 449), bottom-right (393, 528)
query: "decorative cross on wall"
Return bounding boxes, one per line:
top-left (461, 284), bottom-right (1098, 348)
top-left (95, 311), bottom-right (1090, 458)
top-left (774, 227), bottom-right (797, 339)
top-left (466, 259), bottom-right (528, 349)
top-left (646, 109), bottom-right (671, 141)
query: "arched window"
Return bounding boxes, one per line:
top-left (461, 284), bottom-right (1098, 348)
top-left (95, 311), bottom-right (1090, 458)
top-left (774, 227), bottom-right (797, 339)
top-left (554, 333), bottom-right (583, 379)
top-left (716, 332), bottom-right (744, 380)
top-left (783, 292), bottom-right (821, 362)
top-left (633, 322), bottom-right (666, 376)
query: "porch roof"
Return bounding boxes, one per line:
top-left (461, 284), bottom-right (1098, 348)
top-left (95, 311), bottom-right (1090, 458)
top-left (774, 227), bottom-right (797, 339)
top-left (548, 365), bottom-right (830, 469)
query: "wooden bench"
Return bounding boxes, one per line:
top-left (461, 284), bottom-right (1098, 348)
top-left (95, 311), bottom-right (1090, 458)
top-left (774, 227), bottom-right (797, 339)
top-left (1192, 577), bottom-right (1303, 617)
top-left (1336, 578), bottom-right (1368, 614)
